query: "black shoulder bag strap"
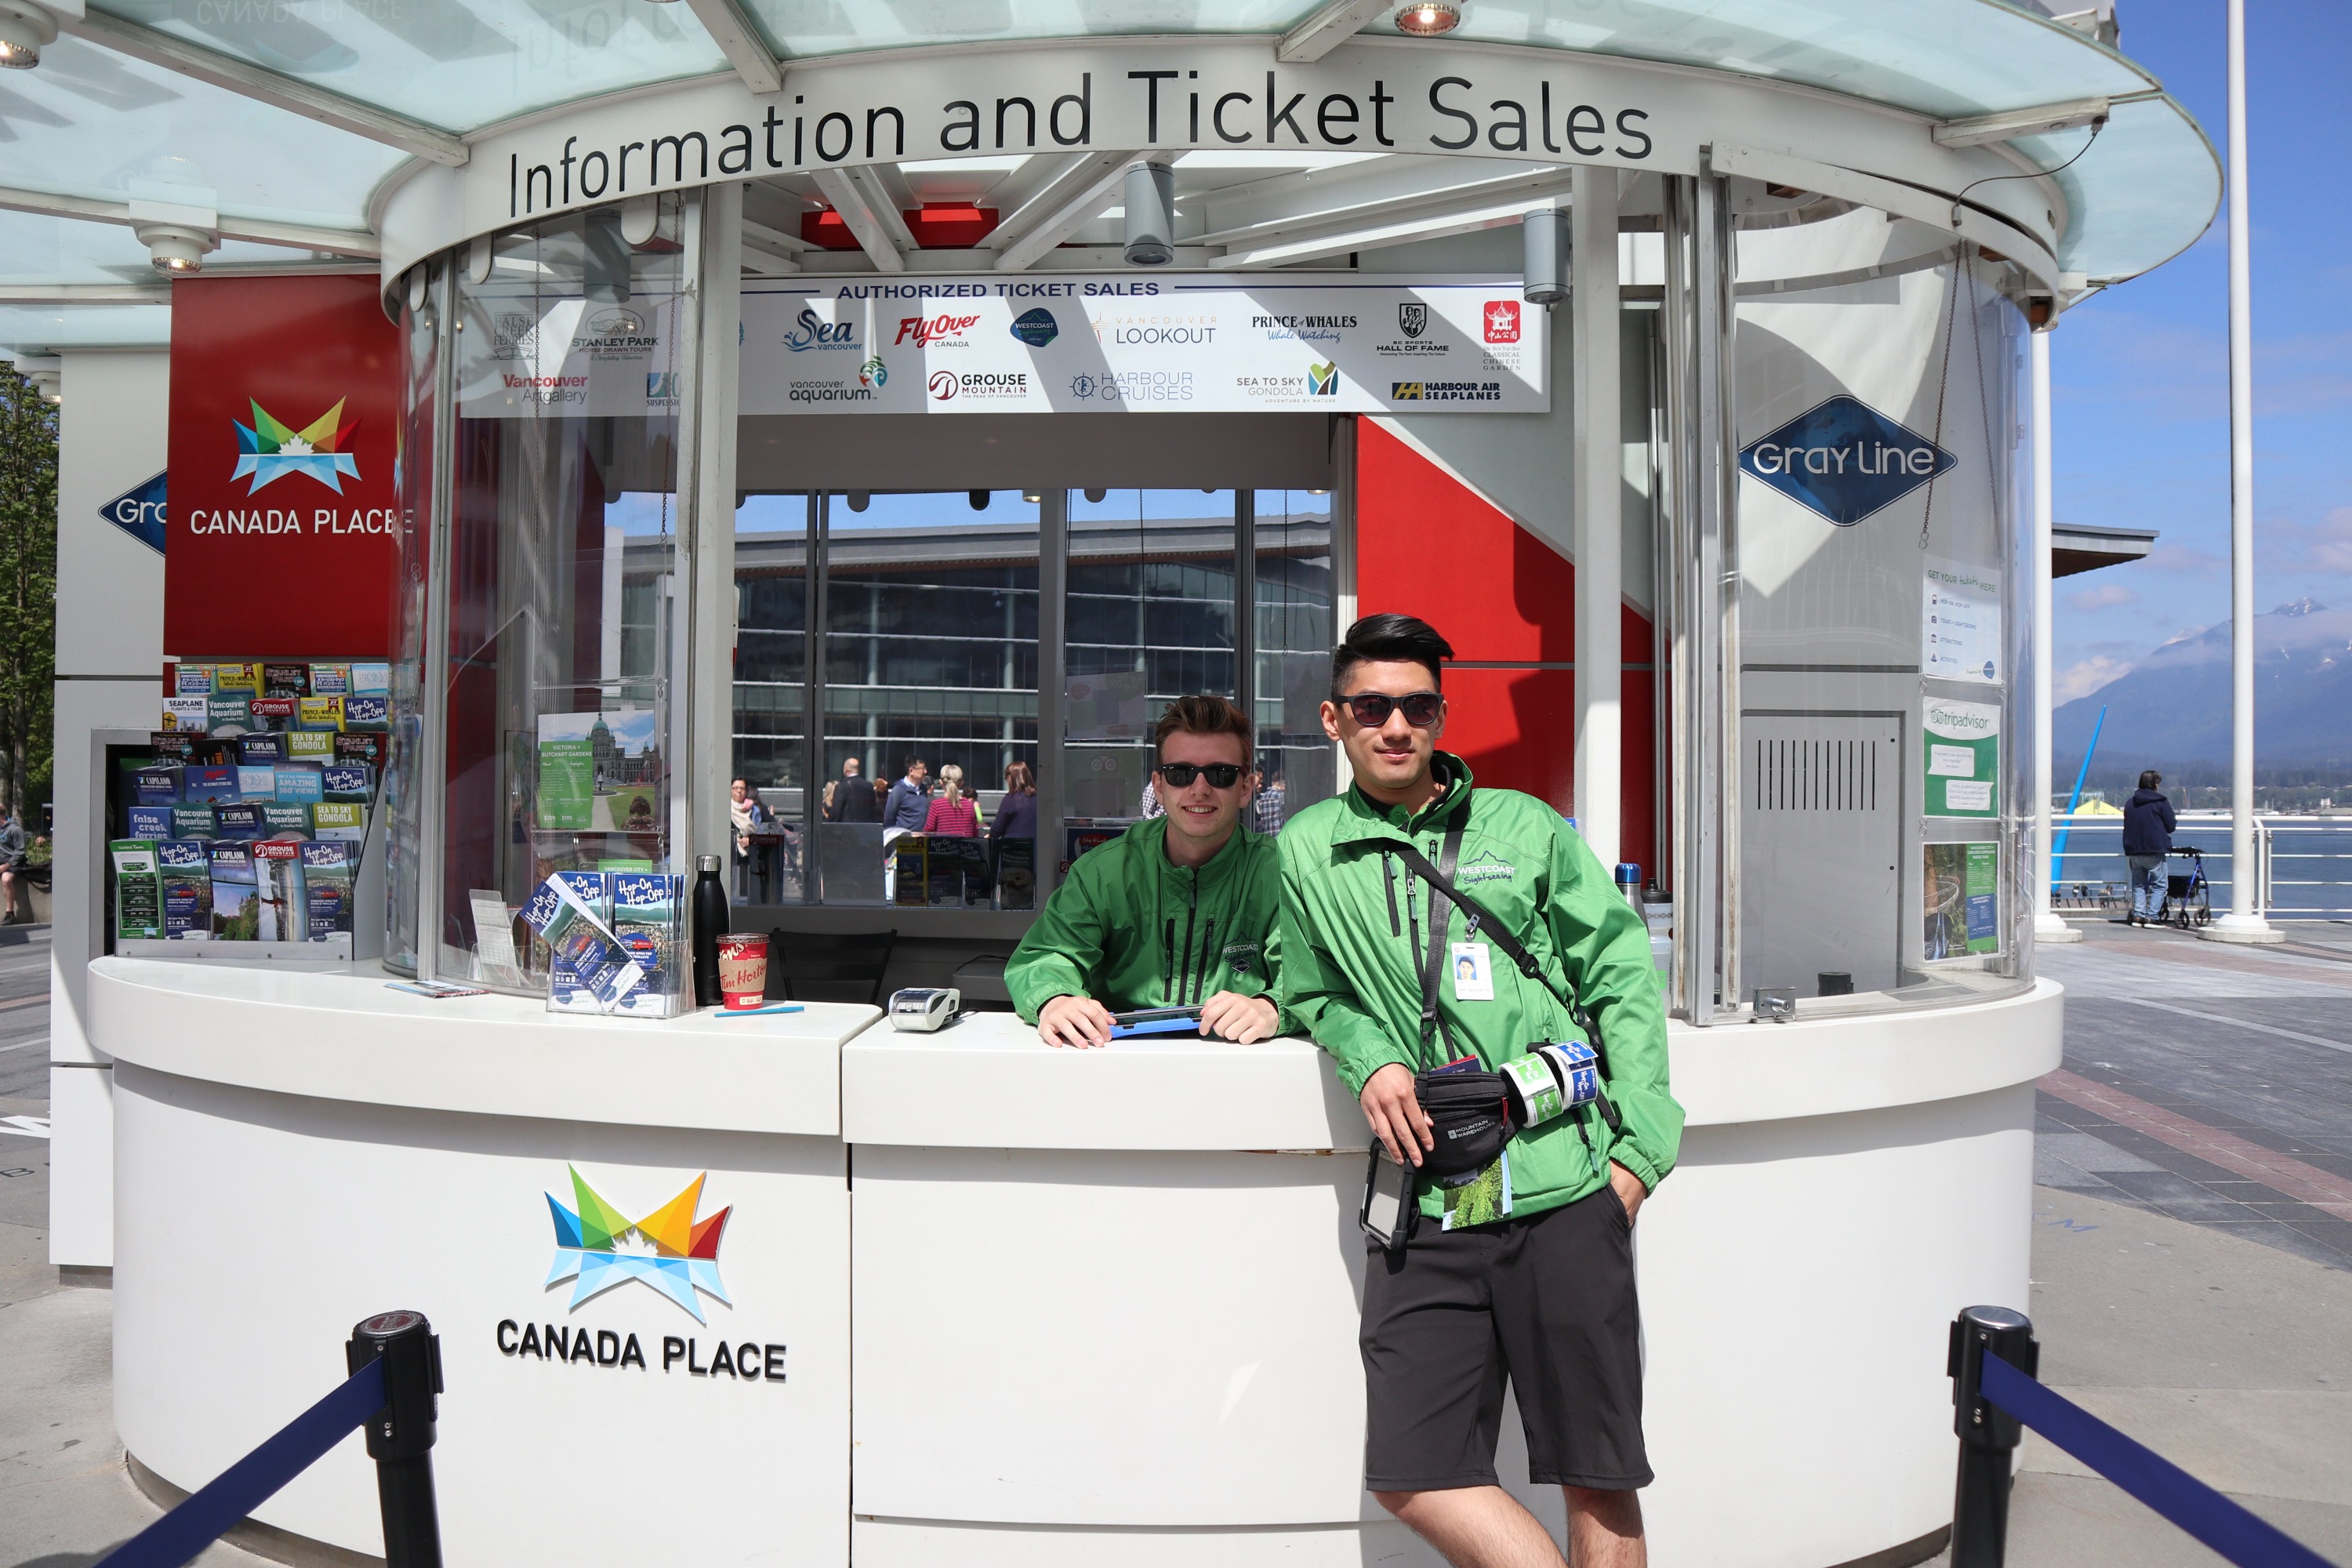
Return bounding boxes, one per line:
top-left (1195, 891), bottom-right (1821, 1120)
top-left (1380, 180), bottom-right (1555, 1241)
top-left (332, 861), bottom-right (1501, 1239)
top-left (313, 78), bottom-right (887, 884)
top-left (1409, 826), bottom-right (1464, 1063)
top-left (1386, 836), bottom-right (1624, 1135)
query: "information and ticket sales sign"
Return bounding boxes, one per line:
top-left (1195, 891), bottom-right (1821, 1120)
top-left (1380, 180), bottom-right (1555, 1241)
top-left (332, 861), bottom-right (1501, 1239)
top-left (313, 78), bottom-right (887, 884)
top-left (741, 274), bottom-right (1545, 416)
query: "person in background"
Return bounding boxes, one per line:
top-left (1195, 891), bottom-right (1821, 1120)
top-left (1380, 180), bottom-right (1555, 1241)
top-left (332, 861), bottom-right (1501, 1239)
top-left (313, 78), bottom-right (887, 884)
top-left (991, 761), bottom-right (1039, 846)
top-left (0, 803), bottom-right (24, 924)
top-left (1254, 765), bottom-right (1288, 833)
top-left (884, 756), bottom-right (931, 833)
top-left (827, 755), bottom-right (880, 823)
top-left (728, 778), bottom-right (770, 900)
top-left (924, 764), bottom-right (982, 837)
top-left (2122, 768), bottom-right (2176, 927)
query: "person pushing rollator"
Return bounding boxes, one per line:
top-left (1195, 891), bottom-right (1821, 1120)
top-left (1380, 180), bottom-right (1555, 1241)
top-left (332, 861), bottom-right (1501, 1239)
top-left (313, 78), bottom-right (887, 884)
top-left (1278, 614), bottom-right (1682, 1568)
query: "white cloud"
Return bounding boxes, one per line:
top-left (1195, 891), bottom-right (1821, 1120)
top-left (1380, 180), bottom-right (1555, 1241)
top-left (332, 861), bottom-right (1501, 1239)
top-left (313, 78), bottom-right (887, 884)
top-left (2067, 582), bottom-right (2138, 610)
top-left (2055, 656), bottom-right (2133, 703)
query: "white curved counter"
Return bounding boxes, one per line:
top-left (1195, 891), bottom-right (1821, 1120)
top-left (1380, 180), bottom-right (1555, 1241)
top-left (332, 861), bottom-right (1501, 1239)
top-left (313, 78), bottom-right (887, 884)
top-left (89, 956), bottom-right (2060, 1568)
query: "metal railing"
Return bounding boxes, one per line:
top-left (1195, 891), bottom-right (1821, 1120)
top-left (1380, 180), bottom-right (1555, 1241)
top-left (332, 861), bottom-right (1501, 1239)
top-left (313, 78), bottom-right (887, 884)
top-left (2048, 813), bottom-right (2352, 920)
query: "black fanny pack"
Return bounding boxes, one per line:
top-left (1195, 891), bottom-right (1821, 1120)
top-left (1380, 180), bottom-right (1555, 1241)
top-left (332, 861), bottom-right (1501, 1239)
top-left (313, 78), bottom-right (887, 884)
top-left (1413, 1067), bottom-right (1515, 1181)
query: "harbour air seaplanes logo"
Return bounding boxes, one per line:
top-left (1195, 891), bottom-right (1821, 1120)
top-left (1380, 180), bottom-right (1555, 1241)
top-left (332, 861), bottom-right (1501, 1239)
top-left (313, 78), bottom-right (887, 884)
top-left (232, 400), bottom-right (361, 494)
top-left (545, 1163), bottom-right (731, 1322)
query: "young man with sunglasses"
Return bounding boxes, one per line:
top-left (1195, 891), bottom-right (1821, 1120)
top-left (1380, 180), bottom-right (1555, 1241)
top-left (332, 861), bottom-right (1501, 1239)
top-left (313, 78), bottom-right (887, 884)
top-left (1006, 695), bottom-right (1287, 1047)
top-left (1278, 613), bottom-right (1681, 1568)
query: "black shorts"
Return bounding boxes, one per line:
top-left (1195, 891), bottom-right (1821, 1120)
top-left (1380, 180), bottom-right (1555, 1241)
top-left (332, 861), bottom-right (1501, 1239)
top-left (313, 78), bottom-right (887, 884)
top-left (1360, 1183), bottom-right (1650, 1493)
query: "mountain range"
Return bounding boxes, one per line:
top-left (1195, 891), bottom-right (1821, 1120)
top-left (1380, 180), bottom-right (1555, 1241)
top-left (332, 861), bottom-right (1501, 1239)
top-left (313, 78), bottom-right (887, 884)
top-left (2053, 598), bottom-right (2352, 769)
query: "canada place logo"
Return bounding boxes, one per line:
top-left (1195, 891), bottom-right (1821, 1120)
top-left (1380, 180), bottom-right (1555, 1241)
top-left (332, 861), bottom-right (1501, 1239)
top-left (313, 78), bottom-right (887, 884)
top-left (232, 399), bottom-right (361, 495)
top-left (545, 1165), bottom-right (731, 1323)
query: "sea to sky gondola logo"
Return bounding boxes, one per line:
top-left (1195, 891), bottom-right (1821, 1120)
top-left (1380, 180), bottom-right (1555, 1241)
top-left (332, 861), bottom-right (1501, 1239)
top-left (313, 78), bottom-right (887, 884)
top-left (546, 1164), bottom-right (731, 1323)
top-left (232, 399), bottom-right (360, 495)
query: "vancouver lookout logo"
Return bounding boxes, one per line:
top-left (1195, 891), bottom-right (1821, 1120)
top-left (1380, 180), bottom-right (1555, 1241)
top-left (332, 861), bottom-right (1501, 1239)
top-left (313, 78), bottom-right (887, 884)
top-left (546, 1165), bottom-right (732, 1323)
top-left (232, 399), bottom-right (361, 495)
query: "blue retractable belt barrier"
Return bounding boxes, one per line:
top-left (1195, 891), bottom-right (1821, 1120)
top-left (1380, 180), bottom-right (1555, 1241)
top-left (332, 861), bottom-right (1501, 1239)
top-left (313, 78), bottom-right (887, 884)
top-left (1980, 1353), bottom-right (2338, 1568)
top-left (95, 1356), bottom-right (388, 1568)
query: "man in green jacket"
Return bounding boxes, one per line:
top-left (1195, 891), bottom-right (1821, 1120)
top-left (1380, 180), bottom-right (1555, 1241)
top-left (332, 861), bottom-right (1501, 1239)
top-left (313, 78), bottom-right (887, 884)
top-left (1007, 695), bottom-right (1284, 1047)
top-left (1278, 613), bottom-right (1682, 1568)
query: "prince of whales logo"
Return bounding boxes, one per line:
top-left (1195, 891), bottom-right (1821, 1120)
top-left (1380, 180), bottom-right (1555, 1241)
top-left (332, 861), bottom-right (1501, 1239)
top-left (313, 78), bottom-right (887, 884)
top-left (232, 398), bottom-right (361, 494)
top-left (546, 1164), bottom-right (732, 1323)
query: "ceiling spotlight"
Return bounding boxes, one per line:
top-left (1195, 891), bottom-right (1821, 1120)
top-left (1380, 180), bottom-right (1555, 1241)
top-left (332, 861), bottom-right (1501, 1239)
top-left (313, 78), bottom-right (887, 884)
top-left (0, 1), bottom-right (56, 69)
top-left (1123, 162), bottom-right (1175, 267)
top-left (1392, 1), bottom-right (1460, 36)
top-left (135, 223), bottom-right (216, 275)
top-left (15, 355), bottom-right (60, 404)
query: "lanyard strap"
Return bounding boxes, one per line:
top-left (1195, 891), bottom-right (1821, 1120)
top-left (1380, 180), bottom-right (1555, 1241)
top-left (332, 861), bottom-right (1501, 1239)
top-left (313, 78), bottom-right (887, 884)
top-left (1410, 825), bottom-right (1465, 1059)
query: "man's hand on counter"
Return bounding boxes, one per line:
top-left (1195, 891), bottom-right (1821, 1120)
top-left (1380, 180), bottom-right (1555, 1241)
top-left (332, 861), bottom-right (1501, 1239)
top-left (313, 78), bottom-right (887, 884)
top-left (1198, 992), bottom-right (1278, 1044)
top-left (1360, 1062), bottom-right (1434, 1167)
top-left (1038, 993), bottom-right (1116, 1049)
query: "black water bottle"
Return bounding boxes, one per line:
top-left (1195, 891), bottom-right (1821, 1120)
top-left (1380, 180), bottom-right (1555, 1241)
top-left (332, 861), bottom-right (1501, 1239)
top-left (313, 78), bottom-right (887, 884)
top-left (691, 853), bottom-right (725, 1008)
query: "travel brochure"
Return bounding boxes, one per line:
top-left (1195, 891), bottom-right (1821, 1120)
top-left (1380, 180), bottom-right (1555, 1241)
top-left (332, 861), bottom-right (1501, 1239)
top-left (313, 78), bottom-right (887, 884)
top-left (110, 655), bottom-right (387, 949)
top-left (519, 869), bottom-right (682, 1018)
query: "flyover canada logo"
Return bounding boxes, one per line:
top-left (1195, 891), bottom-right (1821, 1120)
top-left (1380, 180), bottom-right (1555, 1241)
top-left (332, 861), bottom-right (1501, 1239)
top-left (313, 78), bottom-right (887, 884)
top-left (545, 1164), bottom-right (731, 1323)
top-left (232, 399), bottom-right (360, 495)
top-left (1738, 395), bottom-right (1956, 527)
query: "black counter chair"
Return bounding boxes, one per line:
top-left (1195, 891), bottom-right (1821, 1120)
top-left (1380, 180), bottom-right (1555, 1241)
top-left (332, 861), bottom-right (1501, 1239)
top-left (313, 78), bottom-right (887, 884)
top-left (767, 927), bottom-right (896, 1007)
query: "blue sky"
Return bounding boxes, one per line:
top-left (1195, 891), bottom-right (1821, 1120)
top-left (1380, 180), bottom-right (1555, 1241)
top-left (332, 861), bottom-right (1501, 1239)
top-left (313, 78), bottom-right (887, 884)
top-left (2050, 0), bottom-right (2352, 701)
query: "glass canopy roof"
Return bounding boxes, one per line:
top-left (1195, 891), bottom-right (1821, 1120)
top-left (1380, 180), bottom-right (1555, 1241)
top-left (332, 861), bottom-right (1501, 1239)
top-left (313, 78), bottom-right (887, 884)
top-left (0, 0), bottom-right (2217, 354)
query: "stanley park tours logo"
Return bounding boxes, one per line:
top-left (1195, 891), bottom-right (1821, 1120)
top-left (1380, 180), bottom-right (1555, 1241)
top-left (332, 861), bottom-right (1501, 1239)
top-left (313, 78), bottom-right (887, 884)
top-left (546, 1164), bottom-right (731, 1323)
top-left (232, 398), bottom-right (361, 495)
top-left (1737, 395), bottom-right (1955, 527)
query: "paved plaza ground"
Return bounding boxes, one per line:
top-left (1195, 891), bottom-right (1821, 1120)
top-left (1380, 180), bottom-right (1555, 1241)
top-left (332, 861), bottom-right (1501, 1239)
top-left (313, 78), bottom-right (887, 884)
top-left (3, 920), bottom-right (2348, 1567)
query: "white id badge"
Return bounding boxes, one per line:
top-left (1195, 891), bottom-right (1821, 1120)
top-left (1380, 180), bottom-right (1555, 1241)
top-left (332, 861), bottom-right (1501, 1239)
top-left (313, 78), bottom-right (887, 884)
top-left (1450, 942), bottom-right (1494, 1001)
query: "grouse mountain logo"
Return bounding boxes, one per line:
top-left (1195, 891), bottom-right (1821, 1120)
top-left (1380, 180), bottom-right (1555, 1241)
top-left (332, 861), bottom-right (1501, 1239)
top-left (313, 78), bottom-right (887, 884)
top-left (232, 399), bottom-right (360, 495)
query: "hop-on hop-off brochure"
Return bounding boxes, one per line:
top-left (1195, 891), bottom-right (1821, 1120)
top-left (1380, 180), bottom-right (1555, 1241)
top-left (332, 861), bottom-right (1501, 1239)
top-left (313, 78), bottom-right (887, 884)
top-left (521, 872), bottom-right (652, 1016)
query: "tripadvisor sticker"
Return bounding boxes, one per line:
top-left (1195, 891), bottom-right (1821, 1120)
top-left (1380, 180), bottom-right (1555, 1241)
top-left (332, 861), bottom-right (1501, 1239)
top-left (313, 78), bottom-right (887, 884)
top-left (1923, 698), bottom-right (2000, 818)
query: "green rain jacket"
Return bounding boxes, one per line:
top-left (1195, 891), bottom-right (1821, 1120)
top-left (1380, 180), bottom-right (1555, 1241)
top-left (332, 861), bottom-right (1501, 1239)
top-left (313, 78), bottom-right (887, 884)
top-left (1006, 817), bottom-right (1287, 1023)
top-left (1277, 753), bottom-right (1681, 1220)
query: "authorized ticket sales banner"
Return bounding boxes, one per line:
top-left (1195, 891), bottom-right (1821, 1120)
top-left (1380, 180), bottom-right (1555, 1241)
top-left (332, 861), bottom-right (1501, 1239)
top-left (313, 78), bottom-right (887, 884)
top-left (741, 274), bottom-right (1545, 416)
top-left (166, 274), bottom-right (401, 657)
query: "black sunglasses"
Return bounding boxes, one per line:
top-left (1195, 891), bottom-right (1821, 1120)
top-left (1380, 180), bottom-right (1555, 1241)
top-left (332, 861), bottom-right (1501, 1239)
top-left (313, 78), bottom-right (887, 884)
top-left (1155, 762), bottom-right (1247, 789)
top-left (1338, 691), bottom-right (1443, 729)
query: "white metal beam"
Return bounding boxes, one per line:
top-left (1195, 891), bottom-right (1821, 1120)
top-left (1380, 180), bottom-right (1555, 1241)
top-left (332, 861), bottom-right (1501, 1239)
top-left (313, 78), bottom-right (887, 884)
top-left (1196, 156), bottom-right (1551, 245)
top-left (0, 183), bottom-right (379, 257)
top-left (1276, 0), bottom-right (1392, 63)
top-left (1211, 177), bottom-right (1573, 268)
top-left (808, 165), bottom-right (905, 272)
top-left (989, 151), bottom-right (1147, 273)
top-left (0, 284), bottom-right (169, 303)
top-left (1932, 96), bottom-right (2108, 149)
top-left (680, 0), bottom-right (783, 96)
top-left (58, 9), bottom-right (470, 167)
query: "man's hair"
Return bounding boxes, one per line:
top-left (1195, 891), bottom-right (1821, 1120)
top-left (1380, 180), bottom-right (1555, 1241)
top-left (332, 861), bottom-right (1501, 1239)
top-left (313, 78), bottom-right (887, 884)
top-left (1004, 761), bottom-right (1036, 793)
top-left (843, 757), bottom-right (861, 771)
top-left (904, 754), bottom-right (926, 775)
top-left (1154, 694), bottom-right (1253, 766)
top-left (2140, 769), bottom-right (2162, 789)
top-left (1333, 613), bottom-right (1454, 695)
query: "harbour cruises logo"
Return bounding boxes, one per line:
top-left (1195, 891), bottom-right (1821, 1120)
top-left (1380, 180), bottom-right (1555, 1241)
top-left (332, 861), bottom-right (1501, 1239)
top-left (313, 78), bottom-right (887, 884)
top-left (1738, 395), bottom-right (1956, 527)
top-left (545, 1164), bottom-right (731, 1323)
top-left (232, 399), bottom-right (360, 495)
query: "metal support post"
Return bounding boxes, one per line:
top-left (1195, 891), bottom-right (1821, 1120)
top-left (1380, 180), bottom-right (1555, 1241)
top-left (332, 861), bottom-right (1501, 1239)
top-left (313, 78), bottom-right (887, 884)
top-left (1947, 1305), bottom-right (2039, 1568)
top-left (2209, 0), bottom-right (2281, 943)
top-left (1571, 164), bottom-right (1622, 869)
top-left (347, 1311), bottom-right (445, 1568)
top-left (2030, 327), bottom-right (2077, 943)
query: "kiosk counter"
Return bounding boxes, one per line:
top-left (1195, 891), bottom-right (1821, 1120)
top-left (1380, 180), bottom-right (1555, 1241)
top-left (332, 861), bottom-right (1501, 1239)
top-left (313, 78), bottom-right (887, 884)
top-left (93, 956), bottom-right (2056, 1568)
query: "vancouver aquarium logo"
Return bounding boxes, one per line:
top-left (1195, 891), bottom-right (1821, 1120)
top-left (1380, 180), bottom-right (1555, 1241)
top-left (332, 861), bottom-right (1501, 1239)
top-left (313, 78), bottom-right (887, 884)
top-left (546, 1165), bottom-right (731, 1323)
top-left (1737, 395), bottom-right (1955, 527)
top-left (232, 399), bottom-right (361, 495)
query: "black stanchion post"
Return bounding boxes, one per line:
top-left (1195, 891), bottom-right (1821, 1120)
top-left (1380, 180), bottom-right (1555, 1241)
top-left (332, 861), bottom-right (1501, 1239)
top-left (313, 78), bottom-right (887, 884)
top-left (1947, 1305), bottom-right (2039, 1568)
top-left (347, 1310), bottom-right (445, 1568)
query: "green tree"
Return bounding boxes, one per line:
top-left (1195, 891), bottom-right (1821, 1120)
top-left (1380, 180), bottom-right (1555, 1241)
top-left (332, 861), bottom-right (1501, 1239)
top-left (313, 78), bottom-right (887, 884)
top-left (0, 367), bottom-right (56, 826)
